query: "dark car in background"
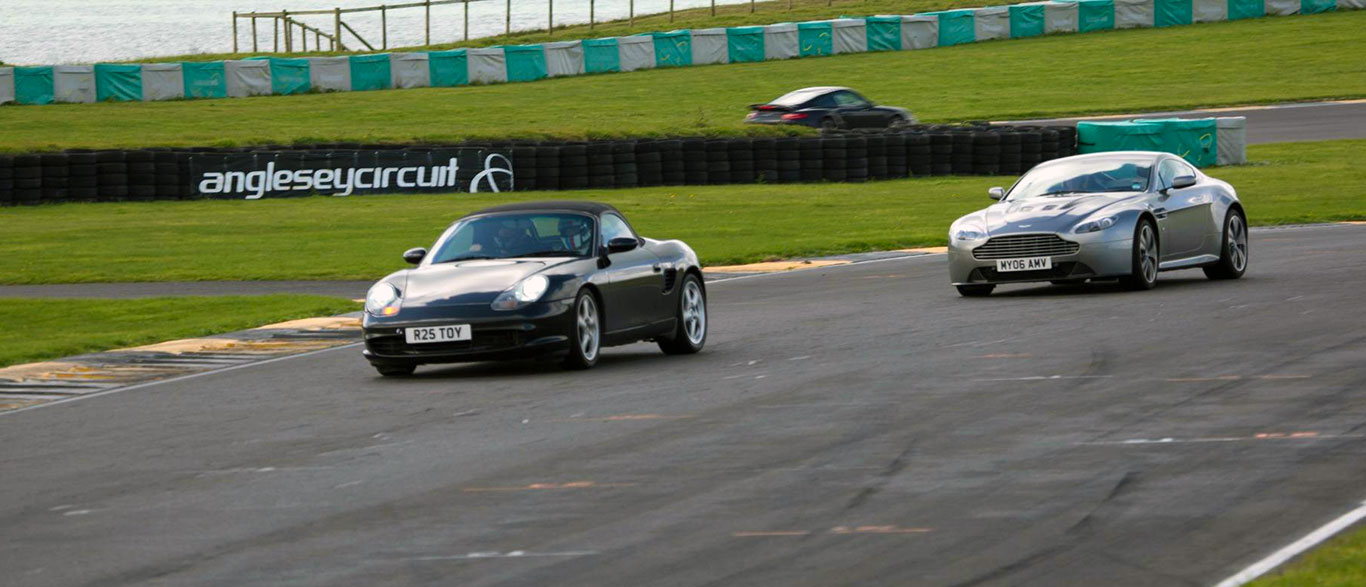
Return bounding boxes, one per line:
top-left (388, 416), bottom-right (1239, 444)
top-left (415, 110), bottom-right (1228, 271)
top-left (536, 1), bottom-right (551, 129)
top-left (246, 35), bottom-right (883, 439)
top-left (744, 86), bottom-right (915, 131)
top-left (361, 201), bottom-right (708, 375)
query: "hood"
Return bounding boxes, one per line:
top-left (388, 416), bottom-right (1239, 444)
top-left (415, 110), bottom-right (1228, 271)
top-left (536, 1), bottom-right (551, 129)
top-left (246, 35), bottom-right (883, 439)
top-left (978, 192), bottom-right (1143, 236)
top-left (397, 258), bottom-right (573, 306)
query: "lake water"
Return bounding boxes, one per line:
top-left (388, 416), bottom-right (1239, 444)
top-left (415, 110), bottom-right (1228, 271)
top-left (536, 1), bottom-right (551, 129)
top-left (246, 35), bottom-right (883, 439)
top-left (0, 0), bottom-right (755, 65)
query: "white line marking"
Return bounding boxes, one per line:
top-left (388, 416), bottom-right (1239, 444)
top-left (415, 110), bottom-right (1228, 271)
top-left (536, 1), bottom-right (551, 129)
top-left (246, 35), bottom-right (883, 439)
top-left (1213, 500), bottom-right (1366, 587)
top-left (706, 253), bottom-right (942, 283)
top-left (0, 343), bottom-right (363, 418)
top-left (404, 550), bottom-right (599, 561)
top-left (973, 375), bottom-right (1114, 382)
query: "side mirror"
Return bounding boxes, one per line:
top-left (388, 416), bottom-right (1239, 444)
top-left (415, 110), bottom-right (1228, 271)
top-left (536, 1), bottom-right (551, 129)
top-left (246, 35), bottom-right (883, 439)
top-left (402, 247), bottom-right (427, 264)
top-left (607, 237), bottom-right (639, 254)
top-left (988, 187), bottom-right (1006, 200)
top-left (1171, 175), bottom-right (1197, 190)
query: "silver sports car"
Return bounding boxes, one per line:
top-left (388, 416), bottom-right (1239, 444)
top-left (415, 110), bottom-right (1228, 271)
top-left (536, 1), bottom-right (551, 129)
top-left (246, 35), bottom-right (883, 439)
top-left (948, 151), bottom-right (1248, 296)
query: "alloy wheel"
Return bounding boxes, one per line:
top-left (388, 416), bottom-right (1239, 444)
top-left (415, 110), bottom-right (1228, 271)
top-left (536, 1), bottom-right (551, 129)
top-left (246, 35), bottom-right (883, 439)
top-left (682, 281), bottom-right (707, 345)
top-left (577, 294), bottom-right (599, 362)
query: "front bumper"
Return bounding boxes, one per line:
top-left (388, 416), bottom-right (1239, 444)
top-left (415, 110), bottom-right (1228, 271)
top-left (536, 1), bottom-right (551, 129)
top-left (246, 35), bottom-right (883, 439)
top-left (361, 299), bottom-right (575, 365)
top-left (948, 234), bottom-right (1133, 285)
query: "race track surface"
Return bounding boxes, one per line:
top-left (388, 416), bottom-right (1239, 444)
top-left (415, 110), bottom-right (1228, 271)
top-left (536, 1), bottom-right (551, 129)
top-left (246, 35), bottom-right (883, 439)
top-left (1003, 100), bottom-right (1366, 144)
top-left (3, 224), bottom-right (1365, 587)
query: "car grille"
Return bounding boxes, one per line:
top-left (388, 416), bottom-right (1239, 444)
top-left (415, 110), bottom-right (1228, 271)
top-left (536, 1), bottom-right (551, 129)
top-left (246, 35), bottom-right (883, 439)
top-left (366, 330), bottom-right (525, 356)
top-left (972, 234), bottom-right (1080, 260)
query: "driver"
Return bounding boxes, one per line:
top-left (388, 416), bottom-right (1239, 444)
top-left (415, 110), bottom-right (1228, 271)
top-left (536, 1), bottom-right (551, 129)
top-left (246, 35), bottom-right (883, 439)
top-left (557, 216), bottom-right (593, 255)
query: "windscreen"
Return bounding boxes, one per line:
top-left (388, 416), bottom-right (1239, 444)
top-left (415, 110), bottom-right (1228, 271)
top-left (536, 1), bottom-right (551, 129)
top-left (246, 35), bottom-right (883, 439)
top-left (1008, 158), bottom-right (1153, 200)
top-left (428, 212), bottom-right (596, 263)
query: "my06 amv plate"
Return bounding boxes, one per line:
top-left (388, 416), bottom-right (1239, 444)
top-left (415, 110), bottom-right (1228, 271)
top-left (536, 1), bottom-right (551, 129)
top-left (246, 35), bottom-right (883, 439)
top-left (996, 257), bottom-right (1053, 272)
top-left (405, 324), bottom-right (472, 344)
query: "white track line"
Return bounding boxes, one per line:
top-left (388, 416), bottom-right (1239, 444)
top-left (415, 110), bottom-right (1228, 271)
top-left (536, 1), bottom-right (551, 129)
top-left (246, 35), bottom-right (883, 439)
top-left (1212, 500), bottom-right (1366, 587)
top-left (0, 343), bottom-right (362, 418)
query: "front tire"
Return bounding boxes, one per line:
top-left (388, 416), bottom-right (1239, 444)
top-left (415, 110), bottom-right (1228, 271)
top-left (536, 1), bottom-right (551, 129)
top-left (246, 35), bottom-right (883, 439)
top-left (956, 284), bottom-right (995, 297)
top-left (562, 289), bottom-right (601, 370)
top-left (659, 274), bottom-right (707, 355)
top-left (1204, 209), bottom-right (1248, 280)
top-left (1120, 219), bottom-right (1159, 291)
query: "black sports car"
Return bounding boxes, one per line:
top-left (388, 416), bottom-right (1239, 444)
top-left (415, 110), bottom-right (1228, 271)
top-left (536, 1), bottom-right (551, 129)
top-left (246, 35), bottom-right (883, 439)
top-left (744, 86), bottom-right (916, 131)
top-left (361, 201), bottom-right (708, 375)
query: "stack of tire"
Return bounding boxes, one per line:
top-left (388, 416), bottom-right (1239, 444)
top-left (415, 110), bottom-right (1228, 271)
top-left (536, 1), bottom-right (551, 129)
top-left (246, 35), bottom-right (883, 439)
top-left (884, 135), bottom-right (908, 179)
top-left (656, 140), bottom-right (684, 185)
top-left (798, 137), bottom-right (823, 182)
top-left (559, 143), bottom-right (588, 190)
top-left (39, 154), bottom-right (70, 203)
top-left (681, 139), bottom-right (707, 185)
top-left (95, 152), bottom-right (129, 201)
top-left (126, 151), bottom-right (157, 200)
top-left (705, 140), bottom-right (730, 185)
top-left (68, 151), bottom-right (99, 201)
top-left (613, 141), bottom-right (637, 188)
top-left (534, 144), bottom-right (561, 191)
top-left (0, 155), bottom-right (12, 205)
top-left (586, 143), bottom-right (614, 189)
top-left (752, 139), bottom-right (778, 183)
top-left (972, 132), bottom-right (1001, 176)
top-left (635, 141), bottom-right (663, 187)
top-left (906, 134), bottom-right (933, 176)
top-left (511, 145), bottom-right (537, 191)
top-left (822, 136), bottom-right (846, 182)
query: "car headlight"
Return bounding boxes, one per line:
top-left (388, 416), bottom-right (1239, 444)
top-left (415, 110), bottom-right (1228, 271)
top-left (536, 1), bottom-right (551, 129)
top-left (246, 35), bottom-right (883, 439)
top-left (952, 227), bottom-right (988, 241)
top-left (1074, 216), bottom-right (1117, 234)
top-left (365, 283), bottom-right (401, 316)
top-left (491, 275), bottom-right (550, 311)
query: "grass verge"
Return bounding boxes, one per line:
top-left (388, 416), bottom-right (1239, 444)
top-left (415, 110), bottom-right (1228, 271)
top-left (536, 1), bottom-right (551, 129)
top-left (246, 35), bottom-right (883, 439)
top-left (1250, 523), bottom-right (1366, 586)
top-left (3, 11), bottom-right (1363, 151)
top-left (1, 139), bottom-right (1361, 285)
top-left (0, 295), bottom-right (361, 368)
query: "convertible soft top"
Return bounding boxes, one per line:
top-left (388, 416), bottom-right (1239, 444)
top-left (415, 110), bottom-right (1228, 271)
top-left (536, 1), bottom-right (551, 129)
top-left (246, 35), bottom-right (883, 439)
top-left (466, 200), bottom-right (622, 217)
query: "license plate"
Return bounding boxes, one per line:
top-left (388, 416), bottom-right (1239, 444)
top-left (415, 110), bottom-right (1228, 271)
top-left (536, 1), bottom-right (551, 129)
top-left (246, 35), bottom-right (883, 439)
top-left (996, 257), bottom-right (1053, 272)
top-left (404, 324), bottom-right (472, 344)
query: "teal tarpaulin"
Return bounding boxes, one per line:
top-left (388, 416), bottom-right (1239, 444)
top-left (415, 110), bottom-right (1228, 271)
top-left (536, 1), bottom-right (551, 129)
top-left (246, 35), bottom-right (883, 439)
top-left (350, 54), bottom-right (392, 91)
top-left (181, 61), bottom-right (227, 99)
top-left (429, 50), bottom-right (468, 86)
top-left (1009, 3), bottom-right (1047, 37)
top-left (94, 63), bottom-right (142, 102)
top-left (652, 31), bottom-right (692, 67)
top-left (14, 66), bottom-right (54, 105)
top-left (797, 21), bottom-right (833, 56)
top-left (926, 10), bottom-right (976, 46)
top-left (1301, 0), bottom-right (1336, 13)
top-left (726, 27), bottom-right (766, 63)
top-left (1075, 0), bottom-right (1117, 31)
top-left (1228, 0), bottom-right (1265, 18)
top-left (1155, 0), bottom-right (1193, 26)
top-left (504, 45), bottom-right (548, 82)
top-left (265, 58), bottom-right (311, 95)
top-left (583, 38), bottom-right (621, 73)
top-left (865, 16), bottom-right (902, 51)
top-left (1078, 119), bottom-right (1218, 167)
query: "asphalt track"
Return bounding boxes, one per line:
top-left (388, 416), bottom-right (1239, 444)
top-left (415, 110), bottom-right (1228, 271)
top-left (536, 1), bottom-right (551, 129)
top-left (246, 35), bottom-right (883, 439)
top-left (1003, 100), bottom-right (1366, 144)
top-left (3, 224), bottom-right (1366, 587)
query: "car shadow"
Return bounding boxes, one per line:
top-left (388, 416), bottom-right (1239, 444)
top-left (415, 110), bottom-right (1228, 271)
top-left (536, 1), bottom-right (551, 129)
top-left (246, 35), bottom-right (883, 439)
top-left (986, 275), bottom-right (1247, 298)
top-left (393, 346), bottom-right (678, 380)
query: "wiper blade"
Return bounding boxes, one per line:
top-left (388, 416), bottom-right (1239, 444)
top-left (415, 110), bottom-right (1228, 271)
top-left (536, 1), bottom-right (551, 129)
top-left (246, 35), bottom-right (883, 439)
top-left (435, 255), bottom-right (497, 263)
top-left (520, 250), bottom-right (577, 257)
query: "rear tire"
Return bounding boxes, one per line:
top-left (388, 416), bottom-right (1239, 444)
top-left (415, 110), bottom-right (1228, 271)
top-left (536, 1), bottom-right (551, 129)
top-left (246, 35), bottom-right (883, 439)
top-left (1120, 219), bottom-right (1159, 291)
top-left (956, 284), bottom-right (995, 297)
top-left (659, 274), bottom-right (707, 355)
top-left (1203, 209), bottom-right (1248, 280)
top-left (562, 289), bottom-right (601, 370)
top-left (821, 117), bottom-right (841, 131)
top-left (374, 363), bottom-right (416, 377)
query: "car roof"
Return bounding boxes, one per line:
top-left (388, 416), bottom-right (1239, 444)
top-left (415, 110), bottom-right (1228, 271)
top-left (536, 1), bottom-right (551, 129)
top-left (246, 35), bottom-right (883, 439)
top-left (464, 200), bottom-right (622, 218)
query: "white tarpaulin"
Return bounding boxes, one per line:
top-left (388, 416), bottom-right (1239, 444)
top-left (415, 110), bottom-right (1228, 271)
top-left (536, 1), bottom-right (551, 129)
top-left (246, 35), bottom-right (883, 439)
top-left (307, 57), bottom-right (351, 92)
top-left (545, 41), bottom-right (585, 77)
top-left (467, 48), bottom-right (507, 84)
top-left (140, 63), bottom-right (184, 101)
top-left (618, 36), bottom-right (655, 72)
top-left (763, 23), bottom-right (799, 60)
top-left (691, 28), bottom-right (729, 65)
top-left (1043, 1), bottom-right (1080, 33)
top-left (1264, 0), bottom-right (1300, 14)
top-left (389, 52), bottom-right (431, 89)
top-left (1339, 0), bottom-right (1364, 8)
top-left (53, 65), bottom-right (95, 103)
top-left (897, 15), bottom-right (939, 49)
top-left (1192, 0), bottom-right (1228, 21)
top-left (830, 19), bottom-right (868, 54)
top-left (1115, 0), bottom-right (1156, 28)
top-left (974, 6), bottom-right (1011, 41)
top-left (0, 68), bottom-right (14, 105)
top-left (224, 60), bottom-right (271, 97)
top-left (1216, 116), bottom-right (1247, 166)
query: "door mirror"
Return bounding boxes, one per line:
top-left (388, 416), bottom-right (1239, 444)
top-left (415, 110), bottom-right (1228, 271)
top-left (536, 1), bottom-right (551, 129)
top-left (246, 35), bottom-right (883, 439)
top-left (607, 237), bottom-right (639, 254)
top-left (402, 247), bottom-right (427, 264)
top-left (988, 187), bottom-right (1006, 200)
top-left (1171, 175), bottom-right (1197, 190)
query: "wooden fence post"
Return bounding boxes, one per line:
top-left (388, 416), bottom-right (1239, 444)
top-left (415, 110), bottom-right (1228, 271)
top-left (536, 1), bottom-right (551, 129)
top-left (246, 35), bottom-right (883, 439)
top-left (711, 0), bottom-right (716, 16)
top-left (273, 16), bottom-right (280, 52)
top-left (232, 12), bottom-right (239, 53)
top-left (334, 8), bottom-right (341, 51)
top-left (425, 0), bottom-right (431, 45)
top-left (630, 0), bottom-right (635, 27)
top-left (670, 0), bottom-right (675, 22)
top-left (504, 0), bottom-right (510, 39)
top-left (464, 0), bottom-right (469, 40)
top-left (252, 16), bottom-right (259, 52)
top-left (590, 0), bottom-right (595, 29)
top-left (548, 0), bottom-right (554, 35)
top-left (381, 5), bottom-right (387, 50)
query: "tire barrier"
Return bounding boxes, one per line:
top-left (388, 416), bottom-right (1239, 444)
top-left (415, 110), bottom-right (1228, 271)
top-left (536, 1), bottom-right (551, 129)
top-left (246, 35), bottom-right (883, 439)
top-left (0, 3), bottom-right (1359, 106)
top-left (0, 125), bottom-right (1075, 205)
